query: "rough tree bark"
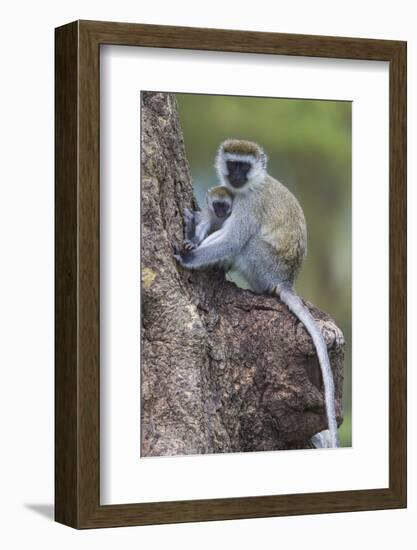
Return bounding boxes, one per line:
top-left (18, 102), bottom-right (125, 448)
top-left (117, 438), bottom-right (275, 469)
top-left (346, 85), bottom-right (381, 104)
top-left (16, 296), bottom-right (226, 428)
top-left (141, 91), bottom-right (345, 457)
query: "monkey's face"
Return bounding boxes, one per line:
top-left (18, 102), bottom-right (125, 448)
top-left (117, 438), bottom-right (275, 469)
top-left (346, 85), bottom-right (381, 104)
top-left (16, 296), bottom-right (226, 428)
top-left (216, 140), bottom-right (268, 193)
top-left (212, 199), bottom-right (232, 219)
top-left (226, 160), bottom-right (251, 189)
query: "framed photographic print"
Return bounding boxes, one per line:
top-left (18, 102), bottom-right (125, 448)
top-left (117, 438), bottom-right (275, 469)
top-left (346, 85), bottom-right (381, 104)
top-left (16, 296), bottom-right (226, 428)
top-left (55, 20), bottom-right (406, 528)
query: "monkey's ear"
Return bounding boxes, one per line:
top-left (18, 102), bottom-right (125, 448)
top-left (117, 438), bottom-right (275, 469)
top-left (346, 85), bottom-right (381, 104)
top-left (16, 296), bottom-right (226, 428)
top-left (259, 152), bottom-right (268, 169)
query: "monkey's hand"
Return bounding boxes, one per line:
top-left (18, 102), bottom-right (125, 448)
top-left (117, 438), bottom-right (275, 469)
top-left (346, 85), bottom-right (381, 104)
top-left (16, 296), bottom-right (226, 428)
top-left (174, 242), bottom-right (210, 269)
top-left (174, 248), bottom-right (196, 269)
top-left (182, 239), bottom-right (197, 252)
top-left (174, 228), bottom-right (238, 270)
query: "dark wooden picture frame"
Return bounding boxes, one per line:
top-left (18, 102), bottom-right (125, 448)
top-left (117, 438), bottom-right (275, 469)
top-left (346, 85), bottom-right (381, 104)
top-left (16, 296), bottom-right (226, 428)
top-left (55, 20), bottom-right (407, 529)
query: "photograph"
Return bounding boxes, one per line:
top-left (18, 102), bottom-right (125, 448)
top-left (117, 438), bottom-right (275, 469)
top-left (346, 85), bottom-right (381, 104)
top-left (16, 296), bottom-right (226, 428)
top-left (140, 91), bottom-right (352, 457)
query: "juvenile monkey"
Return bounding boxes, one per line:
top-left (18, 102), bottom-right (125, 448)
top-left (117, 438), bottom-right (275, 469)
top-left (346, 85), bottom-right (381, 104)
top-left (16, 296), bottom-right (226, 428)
top-left (175, 139), bottom-right (340, 448)
top-left (183, 185), bottom-right (234, 251)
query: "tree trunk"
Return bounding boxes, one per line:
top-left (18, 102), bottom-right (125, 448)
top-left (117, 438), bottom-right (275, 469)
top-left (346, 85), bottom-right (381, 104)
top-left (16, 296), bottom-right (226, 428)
top-left (141, 91), bottom-right (344, 457)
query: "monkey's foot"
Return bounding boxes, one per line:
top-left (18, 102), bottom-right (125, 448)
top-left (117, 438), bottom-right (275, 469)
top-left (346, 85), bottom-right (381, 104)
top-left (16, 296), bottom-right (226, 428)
top-left (183, 207), bottom-right (194, 223)
top-left (183, 208), bottom-right (196, 233)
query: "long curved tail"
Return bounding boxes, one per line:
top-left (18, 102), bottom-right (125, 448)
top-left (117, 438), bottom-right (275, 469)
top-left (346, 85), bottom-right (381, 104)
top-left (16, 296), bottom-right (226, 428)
top-left (277, 287), bottom-right (339, 448)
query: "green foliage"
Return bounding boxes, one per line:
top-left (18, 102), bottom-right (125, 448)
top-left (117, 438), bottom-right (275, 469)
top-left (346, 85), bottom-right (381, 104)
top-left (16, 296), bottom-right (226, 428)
top-left (176, 93), bottom-right (352, 447)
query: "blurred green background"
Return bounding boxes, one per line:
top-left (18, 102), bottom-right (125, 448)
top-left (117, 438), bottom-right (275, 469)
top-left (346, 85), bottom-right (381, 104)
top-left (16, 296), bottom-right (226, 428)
top-left (176, 93), bottom-right (352, 447)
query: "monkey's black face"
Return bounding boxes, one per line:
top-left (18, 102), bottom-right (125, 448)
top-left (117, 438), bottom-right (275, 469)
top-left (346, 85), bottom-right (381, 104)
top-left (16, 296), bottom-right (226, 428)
top-left (212, 200), bottom-right (231, 219)
top-left (226, 160), bottom-right (251, 188)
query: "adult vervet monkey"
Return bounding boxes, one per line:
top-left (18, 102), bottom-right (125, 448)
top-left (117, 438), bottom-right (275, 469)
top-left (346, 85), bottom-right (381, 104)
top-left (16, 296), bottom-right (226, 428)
top-left (175, 139), bottom-right (340, 448)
